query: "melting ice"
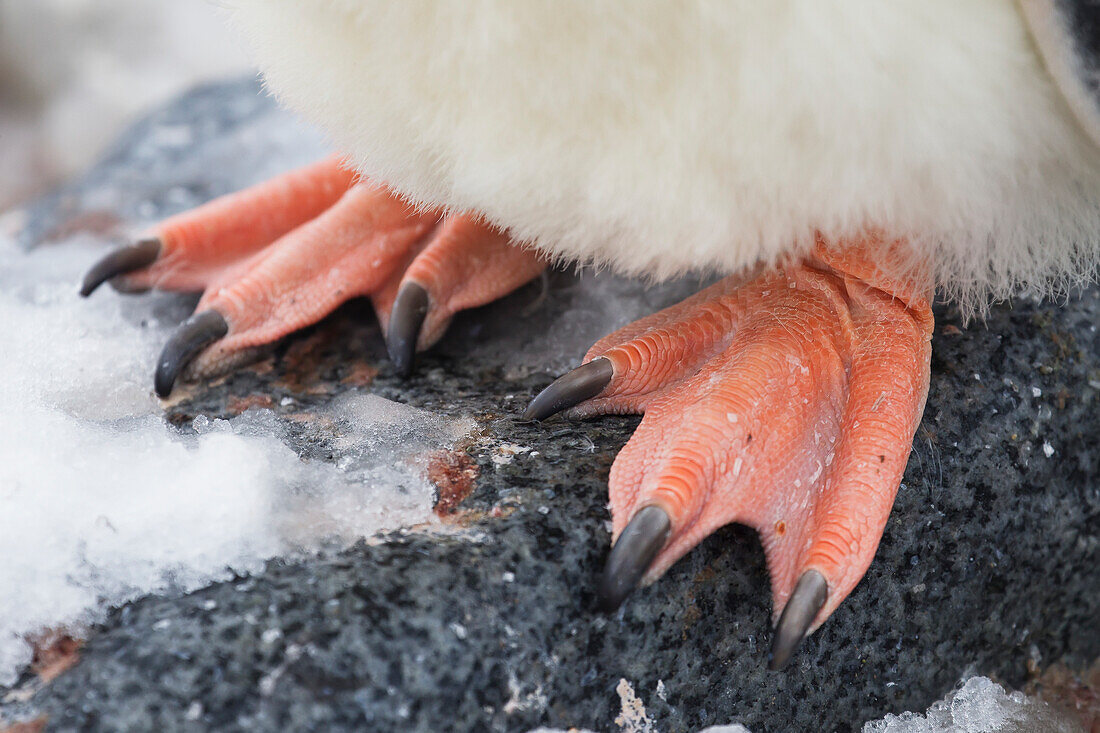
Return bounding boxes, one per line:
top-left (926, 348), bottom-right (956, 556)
top-left (863, 676), bottom-right (1079, 733)
top-left (0, 233), bottom-right (472, 685)
top-left (526, 676), bottom-right (1078, 732)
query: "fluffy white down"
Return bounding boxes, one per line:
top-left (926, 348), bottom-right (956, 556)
top-left (229, 1), bottom-right (1100, 311)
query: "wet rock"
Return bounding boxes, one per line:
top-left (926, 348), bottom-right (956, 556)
top-left (2, 80), bottom-right (1098, 732)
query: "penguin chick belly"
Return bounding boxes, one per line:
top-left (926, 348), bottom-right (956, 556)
top-left (231, 0), bottom-right (1100, 311)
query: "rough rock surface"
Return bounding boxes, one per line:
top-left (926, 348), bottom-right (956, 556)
top-left (2, 80), bottom-right (1098, 732)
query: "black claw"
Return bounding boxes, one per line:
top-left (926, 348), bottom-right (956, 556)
top-left (598, 505), bottom-right (671, 612)
top-left (523, 357), bottom-right (613, 421)
top-left (386, 282), bottom-right (429, 377)
top-left (154, 311), bottom-right (228, 398)
top-left (80, 238), bottom-right (160, 297)
top-left (768, 569), bottom-right (828, 670)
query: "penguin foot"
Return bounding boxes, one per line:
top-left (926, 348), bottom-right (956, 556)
top-left (81, 157), bottom-right (545, 396)
top-left (527, 238), bottom-right (933, 668)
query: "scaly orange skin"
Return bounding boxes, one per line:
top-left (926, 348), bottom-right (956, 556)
top-left (109, 159), bottom-right (932, 635)
top-left (390, 216), bottom-right (547, 352)
top-left (110, 159), bottom-right (546, 378)
top-left (126, 156), bottom-right (358, 293)
top-left (575, 238), bottom-right (933, 629)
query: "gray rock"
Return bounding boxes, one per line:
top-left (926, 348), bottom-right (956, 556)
top-left (3, 80), bottom-right (1097, 732)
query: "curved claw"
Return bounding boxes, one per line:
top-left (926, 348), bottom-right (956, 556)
top-left (768, 569), bottom-right (828, 670)
top-left (80, 238), bottom-right (161, 297)
top-left (523, 358), bottom-right (613, 421)
top-left (154, 311), bottom-right (228, 398)
top-left (598, 505), bottom-right (671, 612)
top-left (386, 281), bottom-right (429, 377)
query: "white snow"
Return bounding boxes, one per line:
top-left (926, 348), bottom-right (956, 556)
top-left (526, 676), bottom-right (1077, 733)
top-left (0, 234), bottom-right (472, 685)
top-left (864, 676), bottom-right (1077, 733)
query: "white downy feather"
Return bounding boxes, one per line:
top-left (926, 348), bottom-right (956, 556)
top-left (228, 0), bottom-right (1100, 312)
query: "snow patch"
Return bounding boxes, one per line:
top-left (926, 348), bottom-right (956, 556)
top-left (0, 236), bottom-right (471, 685)
top-left (863, 676), bottom-right (1077, 733)
top-left (526, 676), bottom-right (1075, 732)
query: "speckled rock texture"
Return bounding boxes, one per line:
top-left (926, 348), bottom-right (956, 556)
top-left (2, 80), bottom-right (1098, 732)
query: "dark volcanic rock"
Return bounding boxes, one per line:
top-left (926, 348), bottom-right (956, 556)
top-left (2, 80), bottom-right (1098, 732)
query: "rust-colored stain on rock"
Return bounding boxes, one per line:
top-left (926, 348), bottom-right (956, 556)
top-left (226, 394), bottom-right (276, 415)
top-left (275, 328), bottom-right (340, 396)
top-left (427, 450), bottom-right (479, 516)
top-left (1027, 660), bottom-right (1100, 733)
top-left (0, 716), bottom-right (47, 733)
top-left (30, 631), bottom-right (82, 684)
top-left (340, 362), bottom-right (378, 388)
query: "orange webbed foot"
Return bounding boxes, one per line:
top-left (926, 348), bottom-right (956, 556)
top-left (81, 157), bottom-right (546, 395)
top-left (527, 240), bottom-right (934, 668)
